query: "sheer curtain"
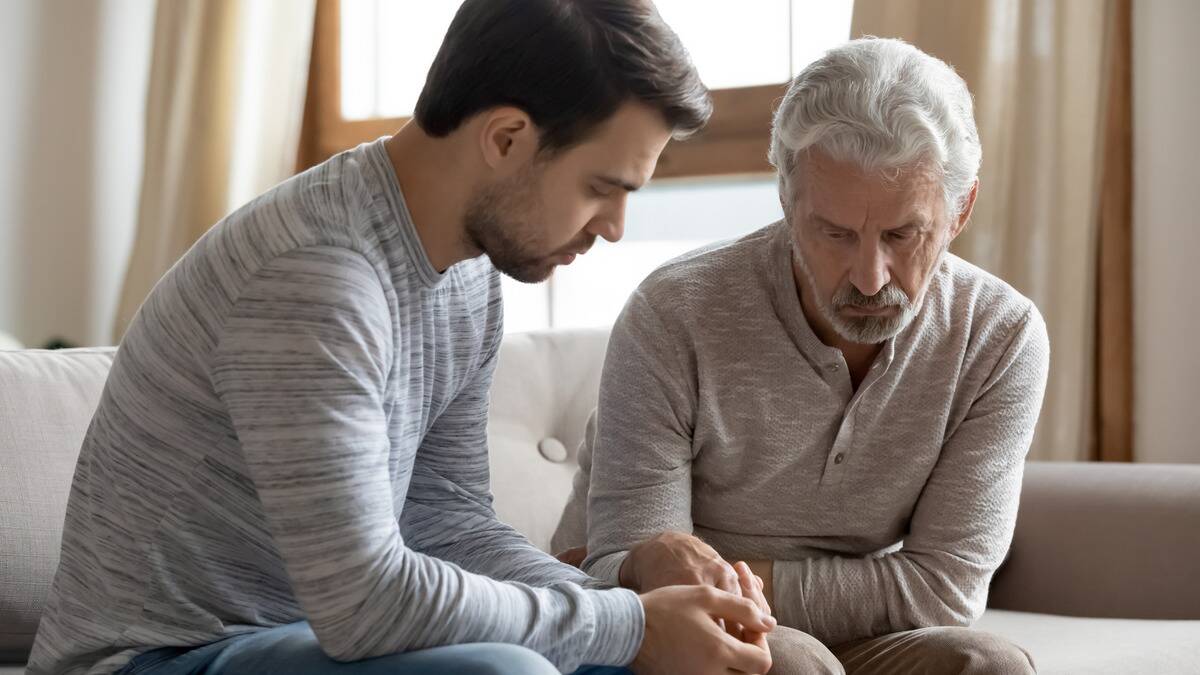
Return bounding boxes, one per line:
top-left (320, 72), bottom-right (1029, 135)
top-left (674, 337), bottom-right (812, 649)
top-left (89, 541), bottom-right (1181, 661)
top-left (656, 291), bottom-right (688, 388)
top-left (851, 0), bottom-right (1114, 461)
top-left (113, 0), bottom-right (316, 341)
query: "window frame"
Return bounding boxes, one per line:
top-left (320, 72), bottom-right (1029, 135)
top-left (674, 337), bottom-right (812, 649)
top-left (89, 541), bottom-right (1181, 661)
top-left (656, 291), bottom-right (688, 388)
top-left (297, 0), bottom-right (783, 179)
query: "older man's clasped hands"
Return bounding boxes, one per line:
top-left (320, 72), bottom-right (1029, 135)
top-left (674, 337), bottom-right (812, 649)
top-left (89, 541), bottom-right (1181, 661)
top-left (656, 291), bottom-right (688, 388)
top-left (624, 532), bottom-right (776, 675)
top-left (558, 532), bottom-right (776, 674)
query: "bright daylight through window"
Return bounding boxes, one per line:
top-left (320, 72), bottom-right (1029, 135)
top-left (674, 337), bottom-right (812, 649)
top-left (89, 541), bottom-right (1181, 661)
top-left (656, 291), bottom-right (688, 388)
top-left (341, 0), bottom-right (854, 331)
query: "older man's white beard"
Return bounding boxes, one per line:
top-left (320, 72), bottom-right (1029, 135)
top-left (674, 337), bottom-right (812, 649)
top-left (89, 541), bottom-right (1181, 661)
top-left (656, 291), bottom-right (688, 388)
top-left (793, 245), bottom-right (947, 345)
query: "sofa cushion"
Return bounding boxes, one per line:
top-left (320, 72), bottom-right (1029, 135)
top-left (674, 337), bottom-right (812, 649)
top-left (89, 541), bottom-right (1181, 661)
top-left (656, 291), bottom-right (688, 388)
top-left (976, 609), bottom-right (1200, 675)
top-left (0, 348), bottom-right (115, 660)
top-left (487, 329), bottom-right (610, 553)
top-left (990, 461), bottom-right (1200, 619)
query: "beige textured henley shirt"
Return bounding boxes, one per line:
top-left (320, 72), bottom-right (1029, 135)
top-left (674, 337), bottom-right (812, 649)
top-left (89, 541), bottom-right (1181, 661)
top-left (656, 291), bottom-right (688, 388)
top-left (562, 220), bottom-right (1049, 646)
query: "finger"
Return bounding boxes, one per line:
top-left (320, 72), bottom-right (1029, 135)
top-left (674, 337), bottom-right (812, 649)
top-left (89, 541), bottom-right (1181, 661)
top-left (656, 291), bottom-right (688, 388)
top-left (713, 561), bottom-right (742, 597)
top-left (717, 564), bottom-right (747, 640)
top-left (735, 562), bottom-right (771, 615)
top-left (715, 629), bottom-right (773, 674)
top-left (700, 587), bottom-right (776, 633)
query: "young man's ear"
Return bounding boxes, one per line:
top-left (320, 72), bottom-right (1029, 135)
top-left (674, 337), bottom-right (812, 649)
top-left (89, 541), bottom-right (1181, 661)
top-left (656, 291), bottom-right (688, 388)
top-left (478, 107), bottom-right (539, 173)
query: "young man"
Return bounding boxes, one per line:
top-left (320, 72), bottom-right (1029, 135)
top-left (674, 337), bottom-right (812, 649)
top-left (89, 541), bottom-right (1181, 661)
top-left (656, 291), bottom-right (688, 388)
top-left (557, 38), bottom-right (1048, 674)
top-left (27, 1), bottom-right (776, 674)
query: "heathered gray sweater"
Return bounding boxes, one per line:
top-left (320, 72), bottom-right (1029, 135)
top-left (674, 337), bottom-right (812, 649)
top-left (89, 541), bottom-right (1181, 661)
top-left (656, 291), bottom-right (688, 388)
top-left (28, 139), bottom-right (643, 675)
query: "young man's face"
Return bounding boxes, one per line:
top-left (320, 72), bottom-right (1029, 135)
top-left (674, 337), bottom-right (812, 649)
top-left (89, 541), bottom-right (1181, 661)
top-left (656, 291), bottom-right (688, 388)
top-left (464, 101), bottom-right (673, 283)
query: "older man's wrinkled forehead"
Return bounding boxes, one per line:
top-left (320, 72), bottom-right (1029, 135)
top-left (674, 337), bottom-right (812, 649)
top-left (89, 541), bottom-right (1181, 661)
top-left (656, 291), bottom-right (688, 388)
top-left (787, 148), bottom-right (947, 227)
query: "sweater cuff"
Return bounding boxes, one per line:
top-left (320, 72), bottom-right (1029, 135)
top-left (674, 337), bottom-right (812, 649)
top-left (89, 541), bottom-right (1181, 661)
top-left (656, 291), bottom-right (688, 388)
top-left (582, 550), bottom-right (629, 588)
top-left (773, 559), bottom-right (815, 634)
top-left (579, 587), bottom-right (644, 667)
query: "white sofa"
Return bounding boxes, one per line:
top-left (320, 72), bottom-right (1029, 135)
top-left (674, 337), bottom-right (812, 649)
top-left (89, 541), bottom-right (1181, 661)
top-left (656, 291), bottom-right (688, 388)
top-left (2, 330), bottom-right (1199, 674)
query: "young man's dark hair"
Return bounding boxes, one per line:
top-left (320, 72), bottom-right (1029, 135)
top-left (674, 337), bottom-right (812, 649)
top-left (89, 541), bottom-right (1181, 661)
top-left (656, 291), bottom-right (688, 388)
top-left (415, 0), bottom-right (711, 153)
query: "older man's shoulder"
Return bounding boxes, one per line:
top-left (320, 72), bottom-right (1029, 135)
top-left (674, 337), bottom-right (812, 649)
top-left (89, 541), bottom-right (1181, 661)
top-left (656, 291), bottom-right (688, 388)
top-left (936, 253), bottom-right (1046, 344)
top-left (634, 221), bottom-right (781, 312)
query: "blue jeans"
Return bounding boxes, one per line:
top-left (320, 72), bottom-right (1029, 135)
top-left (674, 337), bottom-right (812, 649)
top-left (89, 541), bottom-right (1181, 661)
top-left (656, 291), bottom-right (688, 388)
top-left (116, 621), bottom-right (631, 675)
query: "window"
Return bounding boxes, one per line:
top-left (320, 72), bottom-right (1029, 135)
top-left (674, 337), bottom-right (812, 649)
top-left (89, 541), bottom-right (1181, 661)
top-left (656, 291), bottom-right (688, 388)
top-left (300, 0), bottom-right (853, 332)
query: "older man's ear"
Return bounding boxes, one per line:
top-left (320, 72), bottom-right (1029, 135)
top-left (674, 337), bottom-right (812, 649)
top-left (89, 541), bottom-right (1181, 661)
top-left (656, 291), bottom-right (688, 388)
top-left (950, 179), bottom-right (980, 241)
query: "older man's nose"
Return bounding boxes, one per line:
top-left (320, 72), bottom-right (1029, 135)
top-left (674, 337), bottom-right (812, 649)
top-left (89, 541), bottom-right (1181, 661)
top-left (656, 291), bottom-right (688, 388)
top-left (850, 241), bottom-right (890, 296)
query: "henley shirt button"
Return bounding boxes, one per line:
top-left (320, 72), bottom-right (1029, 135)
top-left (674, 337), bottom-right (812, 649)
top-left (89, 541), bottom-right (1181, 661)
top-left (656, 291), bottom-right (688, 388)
top-left (834, 452), bottom-right (845, 464)
top-left (828, 363), bottom-right (840, 371)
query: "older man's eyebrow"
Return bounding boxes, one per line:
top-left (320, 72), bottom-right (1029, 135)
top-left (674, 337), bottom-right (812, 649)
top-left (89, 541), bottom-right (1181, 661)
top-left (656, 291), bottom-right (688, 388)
top-left (811, 215), bottom-right (852, 230)
top-left (894, 216), bottom-right (933, 231)
top-left (595, 175), bottom-right (642, 192)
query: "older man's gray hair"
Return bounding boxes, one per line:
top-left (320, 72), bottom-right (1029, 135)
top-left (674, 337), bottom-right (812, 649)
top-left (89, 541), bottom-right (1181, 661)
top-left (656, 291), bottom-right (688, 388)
top-left (769, 37), bottom-right (982, 217)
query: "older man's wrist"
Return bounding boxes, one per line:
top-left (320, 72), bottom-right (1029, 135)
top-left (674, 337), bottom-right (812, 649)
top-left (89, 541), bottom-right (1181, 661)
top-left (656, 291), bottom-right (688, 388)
top-left (586, 549), bottom-right (631, 589)
top-left (617, 547), bottom-right (640, 590)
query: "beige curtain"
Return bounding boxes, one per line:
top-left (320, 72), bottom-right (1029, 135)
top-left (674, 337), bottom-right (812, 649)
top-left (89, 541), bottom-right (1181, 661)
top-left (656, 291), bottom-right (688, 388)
top-left (852, 0), bottom-right (1112, 461)
top-left (113, 0), bottom-right (316, 342)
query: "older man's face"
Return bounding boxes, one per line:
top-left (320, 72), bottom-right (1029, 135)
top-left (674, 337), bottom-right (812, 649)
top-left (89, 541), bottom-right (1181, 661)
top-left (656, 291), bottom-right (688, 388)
top-left (786, 149), bottom-right (971, 345)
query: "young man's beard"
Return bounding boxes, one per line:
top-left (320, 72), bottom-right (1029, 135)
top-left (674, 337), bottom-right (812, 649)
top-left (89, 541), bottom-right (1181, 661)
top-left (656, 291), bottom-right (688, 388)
top-left (462, 169), bottom-right (556, 284)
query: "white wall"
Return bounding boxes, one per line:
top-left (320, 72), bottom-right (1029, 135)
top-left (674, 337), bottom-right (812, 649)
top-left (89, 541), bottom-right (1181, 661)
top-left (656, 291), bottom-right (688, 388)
top-left (0, 0), bottom-right (154, 347)
top-left (1132, 0), bottom-right (1200, 462)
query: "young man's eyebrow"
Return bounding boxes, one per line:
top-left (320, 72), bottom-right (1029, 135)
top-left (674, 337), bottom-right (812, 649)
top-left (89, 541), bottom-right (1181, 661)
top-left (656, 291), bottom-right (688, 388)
top-left (594, 175), bottom-right (642, 192)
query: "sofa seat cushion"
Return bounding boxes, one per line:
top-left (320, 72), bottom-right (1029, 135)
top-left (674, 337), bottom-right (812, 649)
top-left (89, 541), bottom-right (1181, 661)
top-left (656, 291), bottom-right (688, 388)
top-left (976, 609), bottom-right (1200, 674)
top-left (0, 348), bottom-right (115, 660)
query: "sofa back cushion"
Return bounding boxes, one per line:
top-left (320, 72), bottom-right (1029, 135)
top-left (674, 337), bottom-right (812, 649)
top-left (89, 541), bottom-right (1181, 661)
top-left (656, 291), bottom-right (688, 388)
top-left (0, 348), bottom-right (114, 660)
top-left (487, 329), bottom-right (610, 553)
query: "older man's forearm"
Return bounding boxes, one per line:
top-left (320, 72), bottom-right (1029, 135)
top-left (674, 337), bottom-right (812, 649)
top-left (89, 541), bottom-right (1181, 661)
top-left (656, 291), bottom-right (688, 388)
top-left (770, 549), bottom-right (994, 646)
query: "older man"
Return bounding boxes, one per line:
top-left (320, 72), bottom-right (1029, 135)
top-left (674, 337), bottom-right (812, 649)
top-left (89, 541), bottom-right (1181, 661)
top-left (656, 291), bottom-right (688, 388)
top-left (555, 38), bottom-right (1049, 674)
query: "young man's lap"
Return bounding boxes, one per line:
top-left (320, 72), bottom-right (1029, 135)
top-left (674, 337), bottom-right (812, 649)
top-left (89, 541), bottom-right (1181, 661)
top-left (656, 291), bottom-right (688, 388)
top-left (118, 622), bottom-right (629, 675)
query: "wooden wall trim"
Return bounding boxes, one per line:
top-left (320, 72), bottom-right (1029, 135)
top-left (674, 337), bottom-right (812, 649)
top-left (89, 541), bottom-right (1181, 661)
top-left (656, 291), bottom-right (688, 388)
top-left (1095, 0), bottom-right (1134, 462)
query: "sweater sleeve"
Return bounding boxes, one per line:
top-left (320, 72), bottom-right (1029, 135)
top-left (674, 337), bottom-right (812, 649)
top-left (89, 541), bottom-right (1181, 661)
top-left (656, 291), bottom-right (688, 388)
top-left (581, 290), bottom-right (698, 586)
top-left (210, 246), bottom-right (641, 671)
top-left (772, 307), bottom-right (1051, 645)
top-left (401, 330), bottom-right (599, 587)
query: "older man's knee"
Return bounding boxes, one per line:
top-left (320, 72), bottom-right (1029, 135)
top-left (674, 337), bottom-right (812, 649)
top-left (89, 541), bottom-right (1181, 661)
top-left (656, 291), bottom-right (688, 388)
top-left (914, 626), bottom-right (1035, 675)
top-left (767, 625), bottom-right (845, 675)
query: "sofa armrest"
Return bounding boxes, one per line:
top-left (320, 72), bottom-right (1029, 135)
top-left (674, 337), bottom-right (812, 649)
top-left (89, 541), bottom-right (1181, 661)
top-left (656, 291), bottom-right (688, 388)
top-left (988, 461), bottom-right (1200, 619)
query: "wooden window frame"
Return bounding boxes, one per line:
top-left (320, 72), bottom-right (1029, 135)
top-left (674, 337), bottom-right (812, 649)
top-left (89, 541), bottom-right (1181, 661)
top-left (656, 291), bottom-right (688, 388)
top-left (298, 0), bottom-right (782, 179)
